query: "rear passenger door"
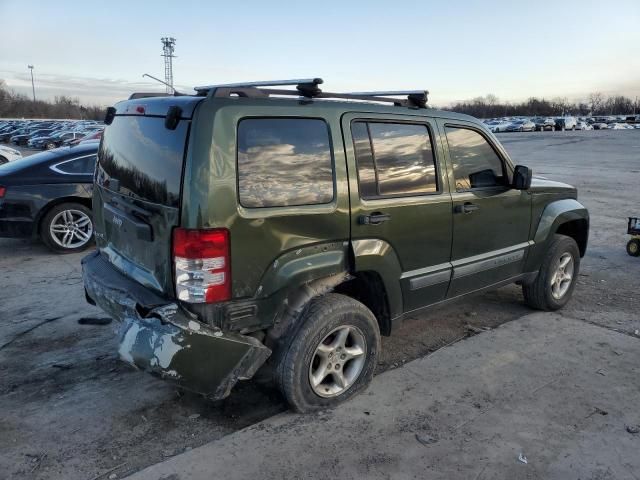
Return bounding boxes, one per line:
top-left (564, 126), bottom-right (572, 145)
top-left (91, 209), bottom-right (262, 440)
top-left (342, 113), bottom-right (452, 313)
top-left (440, 121), bottom-right (531, 297)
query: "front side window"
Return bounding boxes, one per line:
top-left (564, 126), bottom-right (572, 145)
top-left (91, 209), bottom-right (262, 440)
top-left (445, 126), bottom-right (506, 191)
top-left (237, 118), bottom-right (334, 208)
top-left (351, 121), bottom-right (437, 199)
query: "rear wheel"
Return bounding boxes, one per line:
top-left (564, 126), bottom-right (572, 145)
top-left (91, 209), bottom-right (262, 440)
top-left (45, 142), bottom-right (56, 150)
top-left (627, 239), bottom-right (640, 257)
top-left (40, 202), bottom-right (94, 253)
top-left (523, 235), bottom-right (580, 310)
top-left (275, 293), bottom-right (380, 412)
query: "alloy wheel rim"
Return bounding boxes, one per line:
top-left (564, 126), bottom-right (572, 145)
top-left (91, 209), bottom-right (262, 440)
top-left (49, 209), bottom-right (93, 249)
top-left (308, 325), bottom-right (367, 398)
top-left (550, 252), bottom-right (574, 300)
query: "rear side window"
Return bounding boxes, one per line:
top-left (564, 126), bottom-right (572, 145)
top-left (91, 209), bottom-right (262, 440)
top-left (351, 121), bottom-right (437, 198)
top-left (445, 126), bottom-right (506, 191)
top-left (52, 155), bottom-right (97, 175)
top-left (237, 118), bottom-right (334, 208)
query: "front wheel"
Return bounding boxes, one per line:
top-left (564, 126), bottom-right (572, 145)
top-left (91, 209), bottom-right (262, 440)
top-left (627, 239), bottom-right (640, 257)
top-left (45, 142), bottom-right (56, 150)
top-left (523, 235), bottom-right (580, 310)
top-left (0, 155), bottom-right (7, 165)
top-left (275, 293), bottom-right (380, 412)
top-left (40, 202), bottom-right (94, 253)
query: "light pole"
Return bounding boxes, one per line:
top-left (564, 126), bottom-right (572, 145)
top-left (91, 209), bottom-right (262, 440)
top-left (27, 65), bottom-right (35, 101)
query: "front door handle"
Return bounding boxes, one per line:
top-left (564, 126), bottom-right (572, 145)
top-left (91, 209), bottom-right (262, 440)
top-left (454, 202), bottom-right (479, 214)
top-left (359, 212), bottom-right (391, 225)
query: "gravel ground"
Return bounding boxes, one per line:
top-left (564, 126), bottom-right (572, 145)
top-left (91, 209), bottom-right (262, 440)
top-left (0, 130), bottom-right (638, 480)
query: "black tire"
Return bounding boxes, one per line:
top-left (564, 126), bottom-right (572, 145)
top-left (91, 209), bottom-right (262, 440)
top-left (275, 293), bottom-right (380, 413)
top-left (523, 235), bottom-right (580, 311)
top-left (627, 239), bottom-right (640, 257)
top-left (0, 155), bottom-right (7, 165)
top-left (40, 202), bottom-right (94, 254)
top-left (45, 142), bottom-right (55, 150)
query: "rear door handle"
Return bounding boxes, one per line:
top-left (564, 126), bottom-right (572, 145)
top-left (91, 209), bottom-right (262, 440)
top-left (359, 212), bottom-right (391, 225)
top-left (454, 203), bottom-right (479, 214)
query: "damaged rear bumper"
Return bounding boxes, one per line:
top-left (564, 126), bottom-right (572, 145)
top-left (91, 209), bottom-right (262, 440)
top-left (81, 251), bottom-right (271, 400)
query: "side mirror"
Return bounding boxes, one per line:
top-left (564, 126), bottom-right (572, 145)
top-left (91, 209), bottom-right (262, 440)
top-left (512, 165), bottom-right (532, 190)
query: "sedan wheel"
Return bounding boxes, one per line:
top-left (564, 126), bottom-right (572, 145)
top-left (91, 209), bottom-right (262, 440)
top-left (41, 203), bottom-right (94, 253)
top-left (46, 142), bottom-right (55, 150)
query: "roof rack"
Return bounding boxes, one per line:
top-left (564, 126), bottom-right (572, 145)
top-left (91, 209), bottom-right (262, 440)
top-left (193, 78), bottom-right (428, 108)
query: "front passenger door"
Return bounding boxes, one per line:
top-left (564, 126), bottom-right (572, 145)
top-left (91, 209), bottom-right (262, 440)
top-left (442, 122), bottom-right (531, 298)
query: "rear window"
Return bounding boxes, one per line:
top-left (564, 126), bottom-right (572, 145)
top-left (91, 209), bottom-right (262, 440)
top-left (236, 118), bottom-right (334, 208)
top-left (96, 116), bottom-right (189, 207)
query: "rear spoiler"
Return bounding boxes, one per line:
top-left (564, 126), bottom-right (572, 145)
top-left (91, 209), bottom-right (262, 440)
top-left (128, 92), bottom-right (171, 100)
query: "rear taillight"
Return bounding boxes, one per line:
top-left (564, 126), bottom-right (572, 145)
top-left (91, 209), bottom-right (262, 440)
top-left (172, 228), bottom-right (231, 303)
top-left (0, 186), bottom-right (6, 198)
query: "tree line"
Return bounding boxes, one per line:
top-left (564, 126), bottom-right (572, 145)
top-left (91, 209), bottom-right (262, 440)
top-left (444, 93), bottom-right (639, 119)
top-left (0, 80), bottom-right (105, 120)
top-left (1, 78), bottom-right (638, 121)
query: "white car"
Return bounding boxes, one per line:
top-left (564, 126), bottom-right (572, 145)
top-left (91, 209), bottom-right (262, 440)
top-left (610, 123), bottom-right (631, 130)
top-left (0, 145), bottom-right (22, 164)
top-left (576, 121), bottom-right (593, 131)
top-left (487, 121), bottom-right (511, 133)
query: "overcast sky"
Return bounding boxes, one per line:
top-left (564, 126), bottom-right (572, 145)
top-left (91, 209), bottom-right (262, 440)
top-left (1, 0), bottom-right (638, 107)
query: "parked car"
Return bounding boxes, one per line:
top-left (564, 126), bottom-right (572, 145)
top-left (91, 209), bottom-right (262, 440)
top-left (533, 117), bottom-right (556, 131)
top-left (0, 143), bottom-right (97, 252)
top-left (82, 79), bottom-right (589, 412)
top-left (592, 122), bottom-right (608, 130)
top-left (29, 131), bottom-right (87, 150)
top-left (486, 120), bottom-right (511, 133)
top-left (11, 128), bottom-right (55, 146)
top-left (610, 123), bottom-right (633, 130)
top-left (554, 117), bottom-right (577, 131)
top-left (0, 145), bottom-right (22, 164)
top-left (575, 121), bottom-right (593, 131)
top-left (68, 129), bottom-right (103, 146)
top-left (1, 127), bottom-right (28, 143)
top-left (506, 119), bottom-right (536, 132)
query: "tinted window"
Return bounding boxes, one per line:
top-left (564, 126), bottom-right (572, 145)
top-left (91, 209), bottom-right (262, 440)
top-left (445, 127), bottom-right (506, 191)
top-left (351, 121), bottom-right (437, 198)
top-left (55, 155), bottom-right (96, 174)
top-left (97, 116), bottom-right (189, 207)
top-left (237, 118), bottom-right (334, 208)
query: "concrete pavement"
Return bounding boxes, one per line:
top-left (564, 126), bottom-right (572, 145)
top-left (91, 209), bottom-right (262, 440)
top-left (126, 313), bottom-right (640, 480)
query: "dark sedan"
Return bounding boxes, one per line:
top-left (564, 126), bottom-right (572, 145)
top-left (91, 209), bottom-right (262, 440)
top-left (29, 131), bottom-right (86, 150)
top-left (0, 143), bottom-right (97, 253)
top-left (10, 128), bottom-right (55, 146)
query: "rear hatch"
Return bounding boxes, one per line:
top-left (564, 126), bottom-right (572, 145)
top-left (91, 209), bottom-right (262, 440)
top-left (93, 95), bottom-right (204, 296)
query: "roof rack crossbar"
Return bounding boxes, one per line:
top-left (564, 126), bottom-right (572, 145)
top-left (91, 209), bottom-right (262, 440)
top-left (347, 90), bottom-right (428, 97)
top-left (194, 78), bottom-right (323, 92)
top-left (193, 79), bottom-right (428, 107)
top-left (347, 90), bottom-right (429, 108)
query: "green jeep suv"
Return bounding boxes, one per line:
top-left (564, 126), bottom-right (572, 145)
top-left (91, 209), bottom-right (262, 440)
top-left (82, 79), bottom-right (589, 412)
